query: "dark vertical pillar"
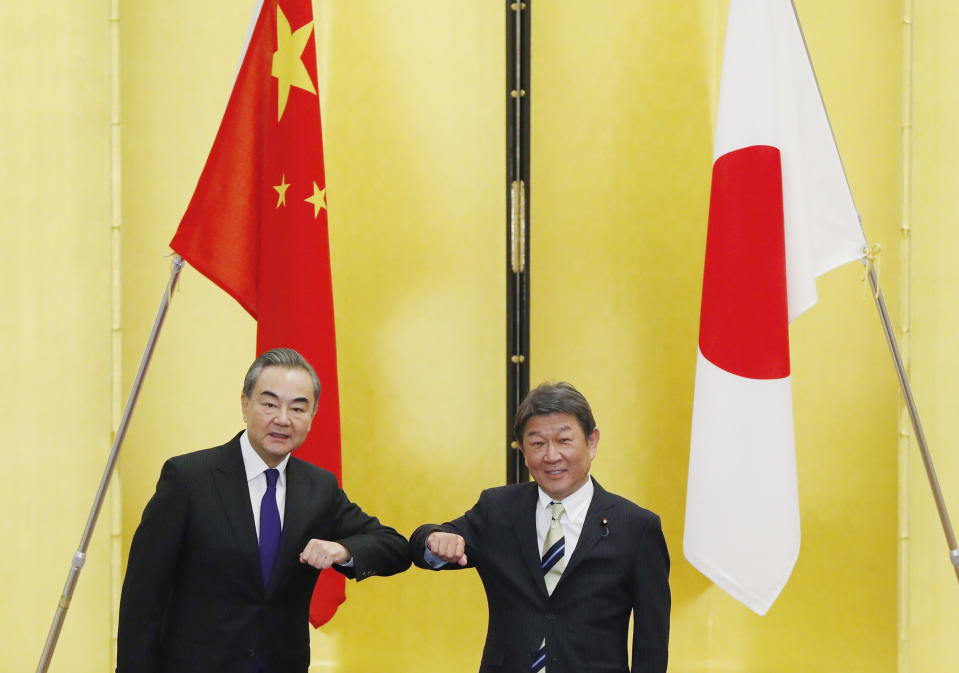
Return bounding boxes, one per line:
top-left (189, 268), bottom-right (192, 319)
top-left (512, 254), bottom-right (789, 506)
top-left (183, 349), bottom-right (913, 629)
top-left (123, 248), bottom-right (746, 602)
top-left (506, 0), bottom-right (531, 484)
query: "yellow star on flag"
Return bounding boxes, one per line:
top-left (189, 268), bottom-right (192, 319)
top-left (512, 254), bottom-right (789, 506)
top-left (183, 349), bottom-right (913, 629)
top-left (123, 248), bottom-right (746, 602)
top-left (273, 174), bottom-right (290, 207)
top-left (305, 182), bottom-right (327, 218)
top-left (272, 7), bottom-right (317, 121)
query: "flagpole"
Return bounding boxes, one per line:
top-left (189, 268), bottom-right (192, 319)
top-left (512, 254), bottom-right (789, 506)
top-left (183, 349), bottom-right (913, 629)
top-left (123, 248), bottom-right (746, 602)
top-left (36, 255), bottom-right (185, 673)
top-left (787, 0), bottom-right (959, 584)
top-left (866, 263), bottom-right (959, 582)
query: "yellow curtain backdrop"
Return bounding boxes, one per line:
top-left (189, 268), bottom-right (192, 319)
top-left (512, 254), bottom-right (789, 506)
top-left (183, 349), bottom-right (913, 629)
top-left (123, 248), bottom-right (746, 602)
top-left (0, 3), bottom-right (116, 673)
top-left (531, 2), bottom-right (900, 671)
top-left (909, 1), bottom-right (959, 670)
top-left (120, 1), bottom-right (501, 671)
top-left (4, 1), bottom-right (958, 672)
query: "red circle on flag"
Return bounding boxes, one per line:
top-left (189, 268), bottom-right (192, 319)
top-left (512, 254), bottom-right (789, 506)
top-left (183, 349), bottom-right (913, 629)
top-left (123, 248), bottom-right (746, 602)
top-left (699, 145), bottom-right (790, 380)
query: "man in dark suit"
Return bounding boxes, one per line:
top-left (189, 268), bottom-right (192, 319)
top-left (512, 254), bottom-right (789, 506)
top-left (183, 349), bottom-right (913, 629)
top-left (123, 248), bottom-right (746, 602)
top-left (410, 382), bottom-right (669, 673)
top-left (117, 348), bottom-right (410, 673)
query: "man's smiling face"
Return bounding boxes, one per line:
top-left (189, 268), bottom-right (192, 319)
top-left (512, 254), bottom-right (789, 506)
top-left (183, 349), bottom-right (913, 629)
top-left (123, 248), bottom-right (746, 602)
top-left (520, 412), bottom-right (599, 501)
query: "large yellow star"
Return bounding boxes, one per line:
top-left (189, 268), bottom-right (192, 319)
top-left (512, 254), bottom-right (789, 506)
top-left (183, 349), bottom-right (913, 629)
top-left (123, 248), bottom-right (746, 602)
top-left (305, 182), bottom-right (327, 218)
top-left (272, 7), bottom-right (317, 121)
top-left (273, 174), bottom-right (290, 208)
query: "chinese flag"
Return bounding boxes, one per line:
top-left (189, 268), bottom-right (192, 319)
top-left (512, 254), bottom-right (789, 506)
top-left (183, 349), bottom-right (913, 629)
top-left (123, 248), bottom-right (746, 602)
top-left (169, 0), bottom-right (344, 627)
top-left (683, 0), bottom-right (866, 615)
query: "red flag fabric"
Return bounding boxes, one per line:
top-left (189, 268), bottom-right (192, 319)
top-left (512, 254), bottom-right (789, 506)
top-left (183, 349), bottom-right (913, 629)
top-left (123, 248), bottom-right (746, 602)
top-left (169, 0), bottom-right (344, 627)
top-left (683, 0), bottom-right (866, 615)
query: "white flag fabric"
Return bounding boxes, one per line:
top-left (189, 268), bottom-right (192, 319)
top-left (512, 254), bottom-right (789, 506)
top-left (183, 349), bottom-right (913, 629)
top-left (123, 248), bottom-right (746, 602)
top-left (684, 0), bottom-right (866, 615)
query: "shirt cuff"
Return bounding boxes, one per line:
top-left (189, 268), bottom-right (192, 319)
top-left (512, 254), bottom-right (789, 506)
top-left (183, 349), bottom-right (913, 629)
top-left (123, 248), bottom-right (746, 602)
top-left (423, 545), bottom-right (448, 569)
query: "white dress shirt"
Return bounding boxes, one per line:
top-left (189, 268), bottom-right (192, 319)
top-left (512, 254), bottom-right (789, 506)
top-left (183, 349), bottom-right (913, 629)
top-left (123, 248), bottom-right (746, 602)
top-left (239, 432), bottom-right (354, 567)
top-left (240, 430), bottom-right (290, 540)
top-left (536, 476), bottom-right (594, 560)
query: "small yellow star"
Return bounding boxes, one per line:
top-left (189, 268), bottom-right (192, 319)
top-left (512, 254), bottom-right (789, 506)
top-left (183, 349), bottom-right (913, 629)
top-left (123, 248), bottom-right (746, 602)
top-left (273, 174), bottom-right (290, 208)
top-left (305, 182), bottom-right (327, 218)
top-left (272, 7), bottom-right (317, 122)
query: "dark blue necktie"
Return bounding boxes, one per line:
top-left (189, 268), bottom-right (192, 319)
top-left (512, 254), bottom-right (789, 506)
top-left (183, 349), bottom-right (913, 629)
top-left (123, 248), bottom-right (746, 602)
top-left (259, 468), bottom-right (281, 587)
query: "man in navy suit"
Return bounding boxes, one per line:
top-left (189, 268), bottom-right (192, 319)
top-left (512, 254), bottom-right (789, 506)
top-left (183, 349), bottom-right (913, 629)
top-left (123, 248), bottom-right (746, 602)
top-left (410, 382), bottom-right (669, 673)
top-left (117, 348), bottom-right (410, 673)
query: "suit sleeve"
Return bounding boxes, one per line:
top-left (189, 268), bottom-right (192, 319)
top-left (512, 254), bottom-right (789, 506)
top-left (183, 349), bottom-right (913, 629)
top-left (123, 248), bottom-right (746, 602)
top-left (630, 513), bottom-right (670, 673)
top-left (327, 486), bottom-right (411, 580)
top-left (116, 459), bottom-right (189, 673)
top-left (409, 491), bottom-right (489, 570)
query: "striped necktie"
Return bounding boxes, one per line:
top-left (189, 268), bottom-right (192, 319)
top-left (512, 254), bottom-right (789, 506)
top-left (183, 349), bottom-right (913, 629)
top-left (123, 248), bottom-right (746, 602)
top-left (532, 501), bottom-right (565, 672)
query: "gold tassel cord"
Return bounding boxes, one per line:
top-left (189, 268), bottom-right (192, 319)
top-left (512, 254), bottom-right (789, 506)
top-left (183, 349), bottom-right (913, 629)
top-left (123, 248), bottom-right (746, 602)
top-left (862, 242), bottom-right (882, 299)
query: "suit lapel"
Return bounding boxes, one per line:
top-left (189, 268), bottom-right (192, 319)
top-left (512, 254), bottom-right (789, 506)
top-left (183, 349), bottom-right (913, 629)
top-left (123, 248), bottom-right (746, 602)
top-left (268, 457), bottom-right (313, 594)
top-left (559, 477), bottom-right (614, 582)
top-left (211, 438), bottom-right (262, 589)
top-left (510, 482), bottom-right (547, 595)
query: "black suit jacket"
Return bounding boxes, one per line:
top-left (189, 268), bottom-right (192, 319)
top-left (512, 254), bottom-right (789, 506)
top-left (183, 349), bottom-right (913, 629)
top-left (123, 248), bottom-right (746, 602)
top-left (117, 432), bottom-right (410, 673)
top-left (410, 479), bottom-right (669, 673)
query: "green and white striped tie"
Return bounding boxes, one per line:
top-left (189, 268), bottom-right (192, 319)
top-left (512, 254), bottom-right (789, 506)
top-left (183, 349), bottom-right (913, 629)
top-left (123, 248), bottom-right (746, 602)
top-left (532, 502), bottom-right (566, 672)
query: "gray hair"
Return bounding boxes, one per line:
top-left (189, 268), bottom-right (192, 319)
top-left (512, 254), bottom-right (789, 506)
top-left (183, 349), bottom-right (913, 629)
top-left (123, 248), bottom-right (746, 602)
top-left (513, 381), bottom-right (596, 442)
top-left (242, 348), bottom-right (321, 406)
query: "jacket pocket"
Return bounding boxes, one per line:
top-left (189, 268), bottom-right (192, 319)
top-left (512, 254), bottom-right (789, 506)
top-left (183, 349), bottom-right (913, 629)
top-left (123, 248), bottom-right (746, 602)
top-left (159, 632), bottom-right (213, 667)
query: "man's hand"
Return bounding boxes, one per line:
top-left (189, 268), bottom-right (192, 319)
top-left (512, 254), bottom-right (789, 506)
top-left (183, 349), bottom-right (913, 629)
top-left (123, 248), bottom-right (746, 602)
top-left (427, 531), bottom-right (468, 566)
top-left (299, 539), bottom-right (351, 569)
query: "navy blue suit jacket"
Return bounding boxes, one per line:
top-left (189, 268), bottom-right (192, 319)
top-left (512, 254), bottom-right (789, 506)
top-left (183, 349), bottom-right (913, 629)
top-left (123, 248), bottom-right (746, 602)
top-left (410, 479), bottom-right (669, 673)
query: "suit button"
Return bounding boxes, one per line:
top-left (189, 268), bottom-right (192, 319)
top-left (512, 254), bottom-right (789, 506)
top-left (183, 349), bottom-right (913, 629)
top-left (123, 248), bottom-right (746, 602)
top-left (544, 612), bottom-right (556, 620)
top-left (246, 649), bottom-right (255, 659)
